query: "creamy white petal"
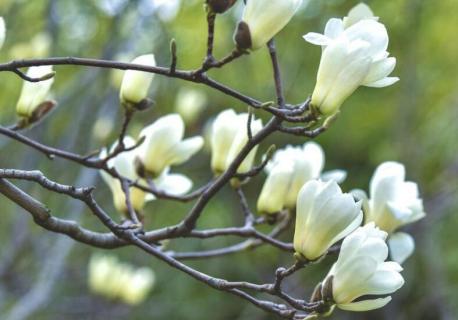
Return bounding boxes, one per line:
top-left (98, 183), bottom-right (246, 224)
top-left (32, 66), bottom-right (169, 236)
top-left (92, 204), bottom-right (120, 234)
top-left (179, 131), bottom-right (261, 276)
top-left (241, 0), bottom-right (302, 50)
top-left (155, 173), bottom-right (193, 196)
top-left (211, 109), bottom-right (240, 173)
top-left (324, 18), bottom-right (344, 39)
top-left (321, 169), bottom-right (347, 183)
top-left (388, 232), bottom-right (415, 264)
top-left (257, 161), bottom-right (294, 214)
top-left (303, 32), bottom-right (331, 46)
top-left (354, 264), bottom-right (405, 298)
top-left (168, 136), bottom-right (204, 166)
top-left (344, 20), bottom-right (389, 59)
top-left (337, 297), bottom-right (392, 312)
top-left (342, 3), bottom-right (377, 29)
top-left (0, 17), bottom-right (5, 49)
top-left (363, 57), bottom-right (397, 85)
top-left (365, 76), bottom-right (400, 88)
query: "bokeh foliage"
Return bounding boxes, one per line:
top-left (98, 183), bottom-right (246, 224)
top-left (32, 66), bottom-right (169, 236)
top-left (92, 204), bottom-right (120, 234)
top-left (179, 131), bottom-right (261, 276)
top-left (0, 0), bottom-right (457, 319)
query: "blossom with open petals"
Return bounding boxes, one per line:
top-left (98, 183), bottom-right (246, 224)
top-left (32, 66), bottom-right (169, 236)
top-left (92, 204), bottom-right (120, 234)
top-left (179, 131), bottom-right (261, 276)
top-left (257, 142), bottom-right (346, 213)
top-left (304, 4), bottom-right (398, 115)
top-left (136, 114), bottom-right (204, 177)
top-left (324, 223), bottom-right (404, 312)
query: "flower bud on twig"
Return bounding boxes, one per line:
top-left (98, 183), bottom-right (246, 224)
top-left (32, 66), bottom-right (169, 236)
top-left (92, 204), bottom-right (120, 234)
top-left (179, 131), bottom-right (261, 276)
top-left (120, 54), bottom-right (156, 110)
top-left (16, 66), bottom-right (55, 127)
top-left (234, 0), bottom-right (302, 50)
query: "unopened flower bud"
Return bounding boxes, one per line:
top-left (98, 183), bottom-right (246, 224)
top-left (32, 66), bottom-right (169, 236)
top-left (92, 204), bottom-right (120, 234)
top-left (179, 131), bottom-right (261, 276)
top-left (234, 0), bottom-right (302, 50)
top-left (294, 180), bottom-right (363, 260)
top-left (16, 66), bottom-right (55, 126)
top-left (120, 54), bottom-right (156, 110)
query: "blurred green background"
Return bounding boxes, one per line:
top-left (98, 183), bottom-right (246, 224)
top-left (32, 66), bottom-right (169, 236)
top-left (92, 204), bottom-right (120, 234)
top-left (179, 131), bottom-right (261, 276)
top-left (0, 0), bottom-right (457, 319)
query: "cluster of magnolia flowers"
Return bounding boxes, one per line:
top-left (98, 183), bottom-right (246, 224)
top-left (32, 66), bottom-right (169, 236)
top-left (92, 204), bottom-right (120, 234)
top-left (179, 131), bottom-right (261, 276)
top-left (88, 254), bottom-right (155, 305)
top-left (1, 1), bottom-right (425, 316)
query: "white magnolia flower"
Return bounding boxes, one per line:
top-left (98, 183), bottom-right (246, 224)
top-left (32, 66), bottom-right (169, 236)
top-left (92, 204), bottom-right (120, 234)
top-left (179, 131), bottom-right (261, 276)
top-left (325, 223), bottom-right (405, 312)
top-left (0, 17), bottom-right (5, 49)
top-left (365, 161), bottom-right (426, 233)
top-left (100, 136), bottom-right (193, 215)
top-left (210, 109), bottom-right (263, 175)
top-left (174, 88), bottom-right (207, 125)
top-left (294, 180), bottom-right (363, 261)
top-left (304, 5), bottom-right (398, 116)
top-left (234, 0), bottom-right (302, 50)
top-left (258, 142), bottom-right (346, 213)
top-left (387, 232), bottom-right (415, 264)
top-left (119, 54), bottom-right (156, 108)
top-left (88, 255), bottom-right (155, 305)
top-left (16, 66), bottom-right (55, 120)
top-left (136, 114), bottom-right (203, 177)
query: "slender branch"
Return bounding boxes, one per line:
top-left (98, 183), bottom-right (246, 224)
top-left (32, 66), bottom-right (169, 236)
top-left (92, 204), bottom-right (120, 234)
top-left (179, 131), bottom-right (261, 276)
top-left (267, 40), bottom-right (285, 108)
top-left (12, 68), bottom-right (56, 83)
top-left (0, 58), bottom-right (262, 108)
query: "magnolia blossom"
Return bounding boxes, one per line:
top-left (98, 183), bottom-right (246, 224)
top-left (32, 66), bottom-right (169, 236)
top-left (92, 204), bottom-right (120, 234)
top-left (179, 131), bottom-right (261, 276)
top-left (234, 0), bottom-right (302, 50)
top-left (16, 66), bottom-right (55, 121)
top-left (100, 136), bottom-right (193, 215)
top-left (119, 54), bottom-right (156, 109)
top-left (294, 180), bottom-right (363, 261)
top-left (210, 109), bottom-right (263, 175)
top-left (136, 114), bottom-right (204, 177)
top-left (257, 142), bottom-right (346, 213)
top-left (324, 223), bottom-right (404, 312)
top-left (174, 88), bottom-right (207, 124)
top-left (365, 161), bottom-right (426, 233)
top-left (354, 161), bottom-right (425, 263)
top-left (0, 17), bottom-right (5, 49)
top-left (304, 4), bottom-right (398, 116)
top-left (88, 255), bottom-right (155, 305)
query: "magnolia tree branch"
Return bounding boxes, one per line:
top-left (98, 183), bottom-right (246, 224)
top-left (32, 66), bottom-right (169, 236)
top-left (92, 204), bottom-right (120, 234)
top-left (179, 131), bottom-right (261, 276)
top-left (0, 12), bottom-right (331, 318)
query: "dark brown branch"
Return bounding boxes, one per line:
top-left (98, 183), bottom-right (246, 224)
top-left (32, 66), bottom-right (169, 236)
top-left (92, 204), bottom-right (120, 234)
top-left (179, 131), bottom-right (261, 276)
top-left (0, 57), bottom-right (262, 108)
top-left (12, 68), bottom-right (56, 83)
top-left (267, 40), bottom-right (285, 108)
